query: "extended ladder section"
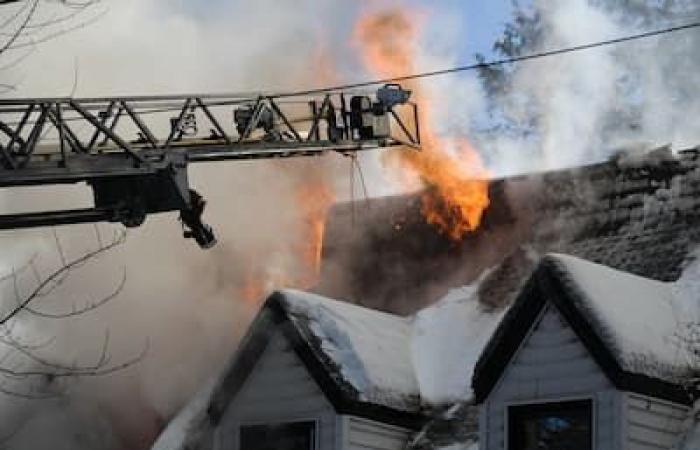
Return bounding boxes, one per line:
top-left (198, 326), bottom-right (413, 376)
top-left (0, 84), bottom-right (420, 248)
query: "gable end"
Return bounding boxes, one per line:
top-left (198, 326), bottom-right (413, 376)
top-left (208, 292), bottom-right (426, 430)
top-left (472, 258), bottom-right (695, 406)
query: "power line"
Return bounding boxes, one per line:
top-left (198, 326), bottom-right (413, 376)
top-left (6, 19), bottom-right (697, 121)
top-left (271, 20), bottom-right (700, 99)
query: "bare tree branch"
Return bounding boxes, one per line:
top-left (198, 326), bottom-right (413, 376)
top-left (0, 0), bottom-right (141, 413)
top-left (0, 0), bottom-right (39, 56)
top-left (0, 230), bottom-right (125, 326)
top-left (0, 339), bottom-right (147, 379)
top-left (24, 266), bottom-right (126, 318)
top-left (0, 226), bottom-right (146, 404)
top-left (0, 2), bottom-right (108, 53)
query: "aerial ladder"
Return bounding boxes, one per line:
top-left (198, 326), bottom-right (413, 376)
top-left (0, 84), bottom-right (419, 248)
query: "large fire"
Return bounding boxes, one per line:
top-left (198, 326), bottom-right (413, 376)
top-left (354, 9), bottom-right (490, 240)
top-left (238, 9), bottom-right (489, 304)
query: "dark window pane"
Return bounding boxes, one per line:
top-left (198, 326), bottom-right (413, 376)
top-left (240, 421), bottom-right (316, 450)
top-left (508, 400), bottom-right (592, 450)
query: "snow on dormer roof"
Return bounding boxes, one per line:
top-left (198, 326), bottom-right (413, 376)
top-left (550, 253), bottom-right (697, 383)
top-left (473, 253), bottom-right (700, 405)
top-left (278, 289), bottom-right (420, 412)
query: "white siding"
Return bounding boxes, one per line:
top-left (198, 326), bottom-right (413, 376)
top-left (214, 331), bottom-right (338, 450)
top-left (341, 416), bottom-right (411, 450)
top-left (481, 304), bottom-right (622, 450)
top-left (624, 393), bottom-right (688, 450)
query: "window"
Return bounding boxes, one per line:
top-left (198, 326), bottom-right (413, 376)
top-left (508, 399), bottom-right (592, 450)
top-left (240, 421), bottom-right (316, 450)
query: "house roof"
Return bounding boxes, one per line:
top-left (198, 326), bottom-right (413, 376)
top-left (158, 251), bottom-right (700, 448)
top-left (162, 285), bottom-right (506, 447)
top-left (318, 146), bottom-right (700, 313)
top-left (207, 290), bottom-right (426, 430)
top-left (472, 254), bottom-right (700, 406)
top-left (152, 290), bottom-right (429, 448)
top-left (279, 289), bottom-right (420, 412)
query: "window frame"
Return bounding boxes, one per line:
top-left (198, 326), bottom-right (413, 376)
top-left (505, 397), bottom-right (595, 450)
top-left (239, 419), bottom-right (318, 450)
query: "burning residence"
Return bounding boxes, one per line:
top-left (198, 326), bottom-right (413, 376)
top-left (152, 146), bottom-right (700, 450)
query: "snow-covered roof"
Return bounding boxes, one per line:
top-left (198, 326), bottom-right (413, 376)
top-left (407, 274), bottom-right (509, 450)
top-left (152, 283), bottom-right (503, 450)
top-left (551, 253), bottom-right (697, 383)
top-left (474, 253), bottom-right (700, 405)
top-left (156, 254), bottom-right (700, 450)
top-left (279, 289), bottom-right (420, 411)
top-left (411, 281), bottom-right (506, 405)
top-left (201, 290), bottom-right (427, 431)
top-left (277, 288), bottom-right (507, 410)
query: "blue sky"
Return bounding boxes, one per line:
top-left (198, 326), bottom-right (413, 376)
top-left (439, 1), bottom-right (515, 58)
top-left (176, 1), bottom-right (515, 62)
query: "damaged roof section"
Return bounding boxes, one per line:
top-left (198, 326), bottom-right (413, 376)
top-left (535, 146), bottom-right (700, 280)
top-left (317, 146), bottom-right (700, 313)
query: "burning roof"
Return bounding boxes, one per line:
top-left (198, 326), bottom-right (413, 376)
top-left (354, 9), bottom-right (491, 241)
top-left (316, 145), bottom-right (700, 313)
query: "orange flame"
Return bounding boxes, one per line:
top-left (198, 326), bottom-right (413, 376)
top-left (354, 9), bottom-right (490, 240)
top-left (296, 181), bottom-right (335, 285)
top-left (236, 36), bottom-right (338, 305)
top-left (237, 175), bottom-right (335, 304)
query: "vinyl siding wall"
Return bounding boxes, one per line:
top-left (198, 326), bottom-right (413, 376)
top-left (340, 416), bottom-right (412, 450)
top-left (624, 393), bottom-right (688, 450)
top-left (480, 304), bottom-right (622, 450)
top-left (214, 331), bottom-right (338, 450)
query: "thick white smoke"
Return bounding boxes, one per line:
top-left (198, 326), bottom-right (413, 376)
top-left (0, 1), bottom-right (366, 449)
top-left (512, 0), bottom-right (699, 173)
top-left (518, 0), bottom-right (621, 169)
top-left (414, 0), bottom-right (700, 177)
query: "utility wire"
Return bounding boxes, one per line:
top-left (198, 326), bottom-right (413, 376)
top-left (271, 20), bottom-right (700, 99)
top-left (3, 20), bottom-right (699, 124)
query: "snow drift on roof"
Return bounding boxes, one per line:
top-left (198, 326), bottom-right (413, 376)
top-left (281, 280), bottom-right (508, 410)
top-left (411, 282), bottom-right (506, 405)
top-left (279, 289), bottom-right (420, 411)
top-left (551, 253), bottom-right (698, 382)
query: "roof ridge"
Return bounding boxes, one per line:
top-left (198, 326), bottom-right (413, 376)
top-left (277, 288), bottom-right (412, 320)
